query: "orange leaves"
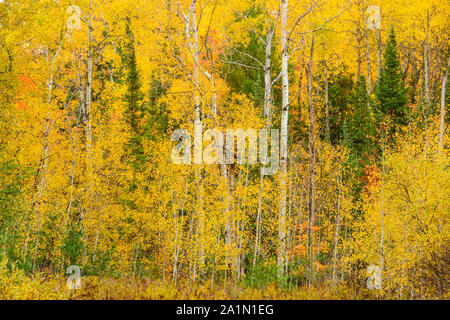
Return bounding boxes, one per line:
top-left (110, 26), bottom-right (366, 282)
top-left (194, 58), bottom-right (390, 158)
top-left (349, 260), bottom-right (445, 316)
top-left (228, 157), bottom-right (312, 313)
top-left (16, 75), bottom-right (37, 111)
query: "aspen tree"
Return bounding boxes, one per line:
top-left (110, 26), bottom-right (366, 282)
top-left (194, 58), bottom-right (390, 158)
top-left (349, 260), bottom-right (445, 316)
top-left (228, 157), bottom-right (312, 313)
top-left (278, 0), bottom-right (289, 278)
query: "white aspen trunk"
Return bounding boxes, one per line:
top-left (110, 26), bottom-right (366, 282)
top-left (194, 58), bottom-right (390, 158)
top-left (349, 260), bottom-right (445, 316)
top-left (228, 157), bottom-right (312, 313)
top-left (254, 173), bottom-right (264, 268)
top-left (315, 145), bottom-right (324, 273)
top-left (82, 0), bottom-right (94, 266)
top-left (32, 114), bottom-right (51, 274)
top-left (424, 11), bottom-right (430, 107)
top-left (73, 71), bottom-right (85, 236)
top-left (357, 31), bottom-right (362, 83)
top-left (171, 187), bottom-right (180, 285)
top-left (278, 0), bottom-right (289, 278)
top-left (47, 40), bottom-right (63, 104)
top-left (380, 128), bottom-right (386, 290)
top-left (86, 0), bottom-right (93, 173)
top-left (332, 166), bottom-right (342, 286)
top-left (307, 35), bottom-right (316, 284)
top-left (264, 27), bottom-right (275, 125)
top-left (174, 184), bottom-right (186, 286)
top-left (356, 1), bottom-right (363, 84)
top-left (174, 226), bottom-right (183, 285)
top-left (286, 161), bottom-right (293, 275)
top-left (324, 59), bottom-right (330, 142)
top-left (180, 0), bottom-right (204, 280)
top-left (190, 0), bottom-right (205, 276)
top-left (194, 0), bottom-right (231, 276)
top-left (423, 13), bottom-right (430, 160)
top-left (297, 55), bottom-right (304, 124)
top-left (297, 181), bottom-right (304, 263)
top-left (189, 0), bottom-right (231, 277)
top-left (254, 25), bottom-right (276, 268)
top-left (65, 123), bottom-right (77, 227)
top-left (366, 25), bottom-right (372, 107)
top-left (376, 29), bottom-right (381, 83)
top-left (30, 37), bottom-right (63, 271)
top-left (438, 56), bottom-right (449, 154)
top-left (340, 214), bottom-right (348, 284)
top-left (133, 242), bottom-right (140, 277)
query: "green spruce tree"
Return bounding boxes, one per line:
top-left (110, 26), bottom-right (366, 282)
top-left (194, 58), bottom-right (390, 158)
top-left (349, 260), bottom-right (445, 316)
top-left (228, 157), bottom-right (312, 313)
top-left (375, 27), bottom-right (408, 127)
top-left (348, 77), bottom-right (375, 157)
top-left (121, 21), bottom-right (146, 169)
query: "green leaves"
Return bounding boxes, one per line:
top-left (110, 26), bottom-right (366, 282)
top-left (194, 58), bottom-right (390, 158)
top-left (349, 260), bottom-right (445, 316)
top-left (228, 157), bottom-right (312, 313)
top-left (375, 27), bottom-right (408, 128)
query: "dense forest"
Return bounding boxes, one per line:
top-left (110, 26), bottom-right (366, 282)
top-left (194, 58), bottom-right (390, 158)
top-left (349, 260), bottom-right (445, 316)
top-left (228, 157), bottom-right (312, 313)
top-left (0, 0), bottom-right (448, 299)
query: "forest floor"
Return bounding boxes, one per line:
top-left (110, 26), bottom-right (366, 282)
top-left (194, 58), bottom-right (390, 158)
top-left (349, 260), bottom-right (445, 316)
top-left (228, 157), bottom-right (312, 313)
top-left (0, 270), bottom-right (391, 300)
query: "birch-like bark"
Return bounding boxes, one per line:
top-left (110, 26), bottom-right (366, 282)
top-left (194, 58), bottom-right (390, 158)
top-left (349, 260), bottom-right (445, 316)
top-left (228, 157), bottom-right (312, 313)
top-left (355, 1), bottom-right (363, 84)
top-left (31, 36), bottom-right (62, 272)
top-left (324, 59), bottom-right (330, 142)
top-left (424, 11), bottom-right (430, 108)
top-left (64, 87), bottom-right (80, 227)
top-left (356, 29), bottom-right (362, 83)
top-left (307, 35), bottom-right (316, 282)
top-left (379, 128), bottom-right (386, 290)
top-left (423, 13), bottom-right (430, 160)
top-left (172, 179), bottom-right (187, 286)
top-left (190, 0), bottom-right (206, 277)
top-left (86, 0), bottom-right (93, 174)
top-left (286, 161), bottom-right (293, 275)
top-left (366, 24), bottom-right (372, 108)
top-left (297, 55), bottom-right (304, 124)
top-left (423, 56), bottom-right (430, 109)
top-left (32, 115), bottom-right (51, 274)
top-left (438, 56), bottom-right (449, 154)
top-left (81, 0), bottom-right (94, 266)
top-left (264, 27), bottom-right (276, 125)
top-left (193, 0), bottom-right (231, 275)
top-left (254, 24), bottom-right (276, 268)
top-left (332, 166), bottom-right (342, 286)
top-left (376, 28), bottom-right (381, 83)
top-left (179, 0), bottom-right (205, 280)
top-left (277, 0), bottom-right (289, 278)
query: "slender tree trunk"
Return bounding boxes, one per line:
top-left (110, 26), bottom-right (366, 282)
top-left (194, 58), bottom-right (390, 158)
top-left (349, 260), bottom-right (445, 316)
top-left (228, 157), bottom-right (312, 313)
top-left (297, 55), bottom-right (304, 124)
top-left (376, 28), bottom-right (381, 83)
top-left (366, 25), bottom-right (372, 108)
top-left (324, 59), bottom-right (330, 142)
top-left (254, 25), bottom-right (276, 268)
top-left (81, 0), bottom-right (94, 266)
top-left (32, 114), bottom-right (51, 274)
top-left (356, 29), bottom-right (362, 83)
top-left (254, 172), bottom-right (264, 268)
top-left (65, 120), bottom-right (77, 227)
top-left (86, 0), bottom-right (93, 175)
top-left (172, 179), bottom-right (186, 286)
top-left (29, 35), bottom-right (65, 270)
top-left (307, 35), bottom-right (316, 284)
top-left (380, 128), bottom-right (386, 290)
top-left (423, 13), bottom-right (431, 160)
top-left (438, 56), bottom-right (449, 154)
top-left (278, 0), bottom-right (289, 278)
top-left (424, 11), bottom-right (430, 107)
top-left (286, 161), bottom-right (293, 275)
top-left (332, 166), bottom-right (342, 286)
top-left (237, 163), bottom-right (249, 280)
top-left (264, 27), bottom-right (275, 125)
top-left (182, 0), bottom-right (205, 280)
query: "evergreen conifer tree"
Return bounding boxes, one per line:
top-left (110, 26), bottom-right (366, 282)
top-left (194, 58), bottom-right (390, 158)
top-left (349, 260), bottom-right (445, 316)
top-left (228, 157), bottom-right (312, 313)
top-left (375, 27), bottom-right (408, 127)
top-left (121, 22), bottom-right (146, 168)
top-left (348, 77), bottom-right (375, 157)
